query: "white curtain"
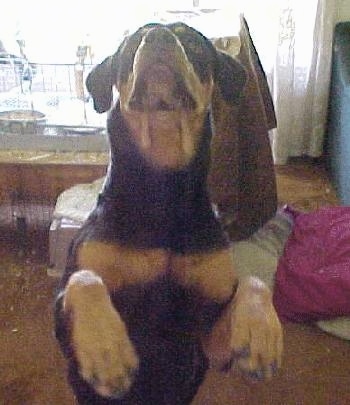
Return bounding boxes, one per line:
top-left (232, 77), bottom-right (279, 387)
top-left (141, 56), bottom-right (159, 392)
top-left (243, 0), bottom-right (336, 164)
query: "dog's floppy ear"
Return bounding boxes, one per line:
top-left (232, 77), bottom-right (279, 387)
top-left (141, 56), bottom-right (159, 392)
top-left (214, 50), bottom-right (247, 105)
top-left (86, 54), bottom-right (119, 113)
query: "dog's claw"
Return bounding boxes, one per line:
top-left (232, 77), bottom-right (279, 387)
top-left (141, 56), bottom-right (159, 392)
top-left (83, 368), bottom-right (136, 399)
top-left (220, 358), bottom-right (234, 373)
top-left (270, 361), bottom-right (278, 376)
top-left (220, 346), bottom-right (251, 373)
top-left (234, 346), bottom-right (250, 359)
top-left (245, 369), bottom-right (265, 381)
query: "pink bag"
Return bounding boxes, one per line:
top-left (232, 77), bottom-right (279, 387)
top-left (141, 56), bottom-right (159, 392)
top-left (273, 207), bottom-right (350, 323)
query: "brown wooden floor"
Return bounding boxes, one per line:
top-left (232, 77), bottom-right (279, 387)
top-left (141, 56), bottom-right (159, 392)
top-left (0, 159), bottom-right (349, 405)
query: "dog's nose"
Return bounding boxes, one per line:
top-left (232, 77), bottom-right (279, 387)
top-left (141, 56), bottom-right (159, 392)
top-left (144, 27), bottom-right (177, 49)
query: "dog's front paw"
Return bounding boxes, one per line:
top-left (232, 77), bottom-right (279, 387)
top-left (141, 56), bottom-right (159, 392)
top-left (229, 276), bottom-right (283, 380)
top-left (203, 276), bottom-right (283, 380)
top-left (72, 301), bottom-right (139, 399)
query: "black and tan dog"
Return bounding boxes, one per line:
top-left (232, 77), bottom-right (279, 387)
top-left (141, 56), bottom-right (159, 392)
top-left (55, 22), bottom-right (282, 404)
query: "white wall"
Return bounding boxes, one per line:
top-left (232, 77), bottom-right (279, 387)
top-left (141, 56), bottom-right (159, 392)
top-left (336, 0), bottom-right (350, 22)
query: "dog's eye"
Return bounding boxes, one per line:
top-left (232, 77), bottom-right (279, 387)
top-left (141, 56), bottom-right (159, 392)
top-left (185, 40), bottom-right (204, 54)
top-left (174, 31), bottom-right (207, 56)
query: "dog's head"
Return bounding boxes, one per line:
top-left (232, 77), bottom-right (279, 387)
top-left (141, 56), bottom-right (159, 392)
top-left (86, 22), bottom-right (247, 169)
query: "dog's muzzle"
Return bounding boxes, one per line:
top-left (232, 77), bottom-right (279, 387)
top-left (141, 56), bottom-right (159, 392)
top-left (126, 27), bottom-right (196, 112)
top-left (118, 25), bottom-right (214, 170)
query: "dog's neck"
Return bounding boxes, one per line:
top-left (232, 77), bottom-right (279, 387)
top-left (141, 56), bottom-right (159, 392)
top-left (97, 104), bottom-right (228, 253)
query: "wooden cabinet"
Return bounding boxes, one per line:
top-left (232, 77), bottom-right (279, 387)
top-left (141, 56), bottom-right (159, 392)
top-left (0, 153), bottom-right (107, 228)
top-left (0, 162), bottom-right (107, 205)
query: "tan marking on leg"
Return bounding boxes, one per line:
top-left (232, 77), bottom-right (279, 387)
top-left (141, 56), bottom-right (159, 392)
top-left (77, 241), bottom-right (169, 291)
top-left (63, 270), bottom-right (139, 398)
top-left (171, 248), bottom-right (237, 302)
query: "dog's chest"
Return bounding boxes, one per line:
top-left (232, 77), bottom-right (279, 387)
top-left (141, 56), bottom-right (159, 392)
top-left (77, 240), bottom-right (235, 337)
top-left (77, 241), bottom-right (235, 303)
top-left (110, 274), bottom-right (225, 340)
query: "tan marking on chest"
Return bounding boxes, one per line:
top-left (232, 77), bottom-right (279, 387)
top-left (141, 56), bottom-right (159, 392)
top-left (77, 241), bottom-right (169, 291)
top-left (171, 248), bottom-right (237, 303)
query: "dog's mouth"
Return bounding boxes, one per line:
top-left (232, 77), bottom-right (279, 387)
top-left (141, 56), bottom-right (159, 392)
top-left (128, 63), bottom-right (196, 112)
top-left (119, 47), bottom-right (211, 170)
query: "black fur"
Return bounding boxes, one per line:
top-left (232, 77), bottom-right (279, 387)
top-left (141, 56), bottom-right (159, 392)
top-left (55, 22), bottom-right (247, 404)
top-left (86, 22), bottom-right (246, 113)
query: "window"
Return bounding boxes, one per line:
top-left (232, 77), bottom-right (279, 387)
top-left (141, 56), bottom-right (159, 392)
top-left (0, 1), bottom-right (265, 150)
